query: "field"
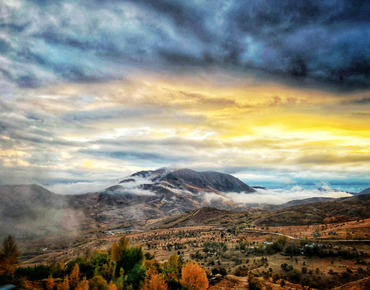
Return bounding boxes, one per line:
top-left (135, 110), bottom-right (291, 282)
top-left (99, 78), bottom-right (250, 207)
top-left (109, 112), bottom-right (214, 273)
top-left (13, 215), bottom-right (370, 289)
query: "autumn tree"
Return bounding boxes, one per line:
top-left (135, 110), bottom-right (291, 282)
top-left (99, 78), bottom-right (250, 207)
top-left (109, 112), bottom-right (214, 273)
top-left (89, 275), bottom-right (108, 290)
top-left (47, 276), bottom-right (55, 290)
top-left (165, 253), bottom-right (182, 278)
top-left (69, 264), bottom-right (80, 289)
top-left (118, 236), bottom-right (129, 253)
top-left (180, 261), bottom-right (208, 290)
top-left (76, 277), bottom-right (89, 290)
top-left (277, 235), bottom-right (288, 246)
top-left (142, 269), bottom-right (168, 290)
top-left (108, 281), bottom-right (117, 290)
top-left (58, 275), bottom-right (70, 290)
top-left (111, 241), bottom-right (121, 262)
top-left (0, 235), bottom-right (20, 278)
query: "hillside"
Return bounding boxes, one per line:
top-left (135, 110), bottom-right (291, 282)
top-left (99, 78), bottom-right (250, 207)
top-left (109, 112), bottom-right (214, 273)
top-left (145, 207), bottom-right (254, 230)
top-left (254, 193), bottom-right (370, 226)
top-left (262, 196), bottom-right (334, 211)
top-left (356, 187), bottom-right (370, 195)
top-left (0, 184), bottom-right (84, 240)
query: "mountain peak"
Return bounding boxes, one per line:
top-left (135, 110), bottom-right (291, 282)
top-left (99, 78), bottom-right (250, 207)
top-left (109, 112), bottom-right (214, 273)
top-left (124, 167), bottom-right (255, 193)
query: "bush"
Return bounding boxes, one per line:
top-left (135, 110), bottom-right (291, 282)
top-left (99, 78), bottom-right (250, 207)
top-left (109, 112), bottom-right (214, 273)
top-left (281, 263), bottom-right (293, 272)
top-left (272, 272), bottom-right (281, 283)
top-left (234, 265), bottom-right (248, 277)
top-left (288, 269), bottom-right (301, 284)
top-left (249, 277), bottom-right (263, 290)
top-left (211, 267), bottom-right (227, 276)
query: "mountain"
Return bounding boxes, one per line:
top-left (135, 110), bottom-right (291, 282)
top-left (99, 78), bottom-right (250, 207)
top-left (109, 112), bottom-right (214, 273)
top-left (356, 187), bottom-right (370, 195)
top-left (0, 184), bottom-right (65, 220)
top-left (123, 168), bottom-right (254, 193)
top-left (66, 168), bottom-right (256, 230)
top-left (262, 197), bottom-right (335, 211)
top-left (0, 169), bottom-right (256, 239)
top-left (0, 184), bottom-right (86, 240)
top-left (316, 187), bottom-right (355, 195)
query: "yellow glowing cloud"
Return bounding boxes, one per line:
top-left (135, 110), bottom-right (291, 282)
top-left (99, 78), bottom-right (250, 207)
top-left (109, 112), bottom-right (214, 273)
top-left (7, 71), bottom-right (369, 176)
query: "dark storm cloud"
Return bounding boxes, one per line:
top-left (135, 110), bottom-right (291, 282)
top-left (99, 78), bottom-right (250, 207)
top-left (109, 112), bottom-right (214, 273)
top-left (1, 0), bottom-right (370, 91)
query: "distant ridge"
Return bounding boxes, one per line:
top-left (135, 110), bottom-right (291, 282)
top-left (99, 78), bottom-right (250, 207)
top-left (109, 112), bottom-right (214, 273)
top-left (357, 187), bottom-right (370, 195)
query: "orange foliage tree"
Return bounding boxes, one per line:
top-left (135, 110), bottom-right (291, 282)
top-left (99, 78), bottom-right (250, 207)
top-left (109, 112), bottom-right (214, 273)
top-left (58, 275), bottom-right (70, 290)
top-left (69, 264), bottom-right (80, 289)
top-left (46, 276), bottom-right (55, 290)
top-left (180, 261), bottom-right (208, 290)
top-left (75, 277), bottom-right (89, 290)
top-left (142, 269), bottom-right (168, 290)
top-left (108, 281), bottom-right (117, 290)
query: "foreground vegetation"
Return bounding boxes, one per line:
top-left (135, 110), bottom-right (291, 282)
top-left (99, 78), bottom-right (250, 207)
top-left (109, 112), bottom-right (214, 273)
top-left (2, 205), bottom-right (370, 290)
top-left (0, 235), bottom-right (209, 290)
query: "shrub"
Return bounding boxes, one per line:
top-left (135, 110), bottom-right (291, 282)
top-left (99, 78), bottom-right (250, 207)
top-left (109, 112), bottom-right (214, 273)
top-left (234, 265), bottom-right (248, 277)
top-left (249, 277), bottom-right (263, 290)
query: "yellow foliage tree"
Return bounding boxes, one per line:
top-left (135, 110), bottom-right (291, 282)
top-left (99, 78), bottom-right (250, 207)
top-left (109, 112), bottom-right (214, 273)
top-left (70, 264), bottom-right (80, 289)
top-left (180, 261), bottom-right (208, 290)
top-left (89, 275), bottom-right (108, 290)
top-left (142, 269), bottom-right (168, 290)
top-left (165, 252), bottom-right (183, 279)
top-left (118, 236), bottom-right (129, 252)
top-left (46, 276), bottom-right (55, 290)
top-left (111, 241), bottom-right (121, 262)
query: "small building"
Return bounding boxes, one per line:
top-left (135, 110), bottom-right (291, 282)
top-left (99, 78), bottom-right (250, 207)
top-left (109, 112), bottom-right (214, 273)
top-left (328, 230), bottom-right (337, 236)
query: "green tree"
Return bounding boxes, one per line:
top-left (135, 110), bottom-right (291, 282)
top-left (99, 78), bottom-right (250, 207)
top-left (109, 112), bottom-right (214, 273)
top-left (115, 245), bottom-right (146, 289)
top-left (165, 253), bottom-right (182, 278)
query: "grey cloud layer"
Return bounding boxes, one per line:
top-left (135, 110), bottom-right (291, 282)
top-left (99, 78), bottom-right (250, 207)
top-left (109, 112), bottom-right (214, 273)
top-left (1, 0), bottom-right (370, 92)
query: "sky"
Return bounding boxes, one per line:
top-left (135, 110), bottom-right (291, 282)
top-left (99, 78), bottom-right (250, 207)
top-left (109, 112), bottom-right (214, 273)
top-left (1, 0), bottom-right (370, 194)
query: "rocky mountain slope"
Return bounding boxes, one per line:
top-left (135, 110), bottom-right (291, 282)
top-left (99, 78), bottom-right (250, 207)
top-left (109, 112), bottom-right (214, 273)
top-left (66, 168), bottom-right (256, 230)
